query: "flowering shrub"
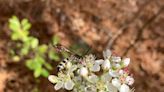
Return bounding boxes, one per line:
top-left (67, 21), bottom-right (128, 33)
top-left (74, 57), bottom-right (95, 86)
top-left (48, 49), bottom-right (134, 92)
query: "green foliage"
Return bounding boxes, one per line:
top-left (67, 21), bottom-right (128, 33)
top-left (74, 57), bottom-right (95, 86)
top-left (52, 35), bottom-right (60, 45)
top-left (9, 16), bottom-right (30, 41)
top-left (48, 50), bottom-right (60, 61)
top-left (9, 16), bottom-right (60, 78)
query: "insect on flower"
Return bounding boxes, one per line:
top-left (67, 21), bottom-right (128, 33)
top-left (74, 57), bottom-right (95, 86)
top-left (48, 49), bottom-right (135, 92)
top-left (57, 58), bottom-right (69, 71)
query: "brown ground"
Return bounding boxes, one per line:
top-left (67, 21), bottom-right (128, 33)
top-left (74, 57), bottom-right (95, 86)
top-left (0, 0), bottom-right (164, 92)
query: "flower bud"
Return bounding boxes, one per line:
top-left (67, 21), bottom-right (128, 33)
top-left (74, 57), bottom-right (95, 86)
top-left (119, 70), bottom-right (124, 75)
top-left (79, 67), bottom-right (88, 77)
top-left (123, 58), bottom-right (130, 67)
top-left (126, 76), bottom-right (134, 85)
top-left (102, 59), bottom-right (110, 70)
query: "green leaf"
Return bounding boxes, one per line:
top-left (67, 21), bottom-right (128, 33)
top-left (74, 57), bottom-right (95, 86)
top-left (44, 63), bottom-right (52, 70)
top-left (23, 30), bottom-right (29, 37)
top-left (20, 46), bottom-right (29, 55)
top-left (34, 67), bottom-right (42, 78)
top-left (11, 33), bottom-right (19, 40)
top-left (26, 59), bottom-right (35, 70)
top-left (35, 56), bottom-right (45, 64)
top-left (52, 35), bottom-right (60, 45)
top-left (21, 19), bottom-right (28, 26)
top-left (31, 38), bottom-right (39, 48)
top-left (9, 16), bottom-right (30, 42)
top-left (41, 68), bottom-right (49, 77)
top-left (48, 51), bottom-right (60, 61)
top-left (38, 45), bottom-right (48, 54)
top-left (21, 19), bottom-right (31, 31)
top-left (9, 16), bottom-right (21, 32)
top-left (26, 58), bottom-right (42, 71)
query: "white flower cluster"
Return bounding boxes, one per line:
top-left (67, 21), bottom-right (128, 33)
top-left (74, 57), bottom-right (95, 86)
top-left (48, 49), bottom-right (134, 92)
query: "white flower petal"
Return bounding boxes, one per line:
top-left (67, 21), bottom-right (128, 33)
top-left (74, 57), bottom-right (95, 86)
top-left (101, 73), bottom-right (112, 82)
top-left (123, 58), bottom-right (130, 67)
top-left (114, 63), bottom-right (121, 68)
top-left (112, 56), bottom-right (121, 62)
top-left (74, 76), bottom-right (82, 81)
top-left (88, 74), bottom-right (98, 83)
top-left (120, 84), bottom-right (130, 92)
top-left (95, 59), bottom-right (104, 65)
top-left (107, 83), bottom-right (118, 92)
top-left (70, 65), bottom-right (77, 72)
top-left (91, 64), bottom-right (100, 72)
top-left (103, 49), bottom-right (111, 59)
top-left (102, 59), bottom-right (111, 70)
top-left (112, 78), bottom-right (121, 89)
top-left (109, 70), bottom-right (119, 77)
top-left (54, 82), bottom-right (64, 90)
top-left (48, 75), bottom-right (59, 83)
top-left (79, 67), bottom-right (88, 77)
top-left (64, 80), bottom-right (75, 90)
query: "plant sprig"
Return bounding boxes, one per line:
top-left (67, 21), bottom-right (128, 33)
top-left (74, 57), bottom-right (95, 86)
top-left (9, 16), bottom-right (61, 78)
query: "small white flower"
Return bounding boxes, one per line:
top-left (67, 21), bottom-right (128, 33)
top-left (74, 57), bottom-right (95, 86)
top-left (109, 70), bottom-right (119, 77)
top-left (79, 67), bottom-right (88, 77)
top-left (49, 49), bottom-right (134, 92)
top-left (112, 78), bottom-right (121, 89)
top-left (123, 58), bottom-right (130, 67)
top-left (119, 84), bottom-right (130, 92)
top-left (64, 80), bottom-right (75, 90)
top-left (90, 59), bottom-right (104, 72)
top-left (102, 59), bottom-right (111, 70)
top-left (126, 76), bottom-right (134, 85)
top-left (54, 79), bottom-right (75, 90)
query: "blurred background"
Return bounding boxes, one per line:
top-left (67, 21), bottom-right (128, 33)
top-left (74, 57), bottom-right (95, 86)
top-left (0, 0), bottom-right (164, 92)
